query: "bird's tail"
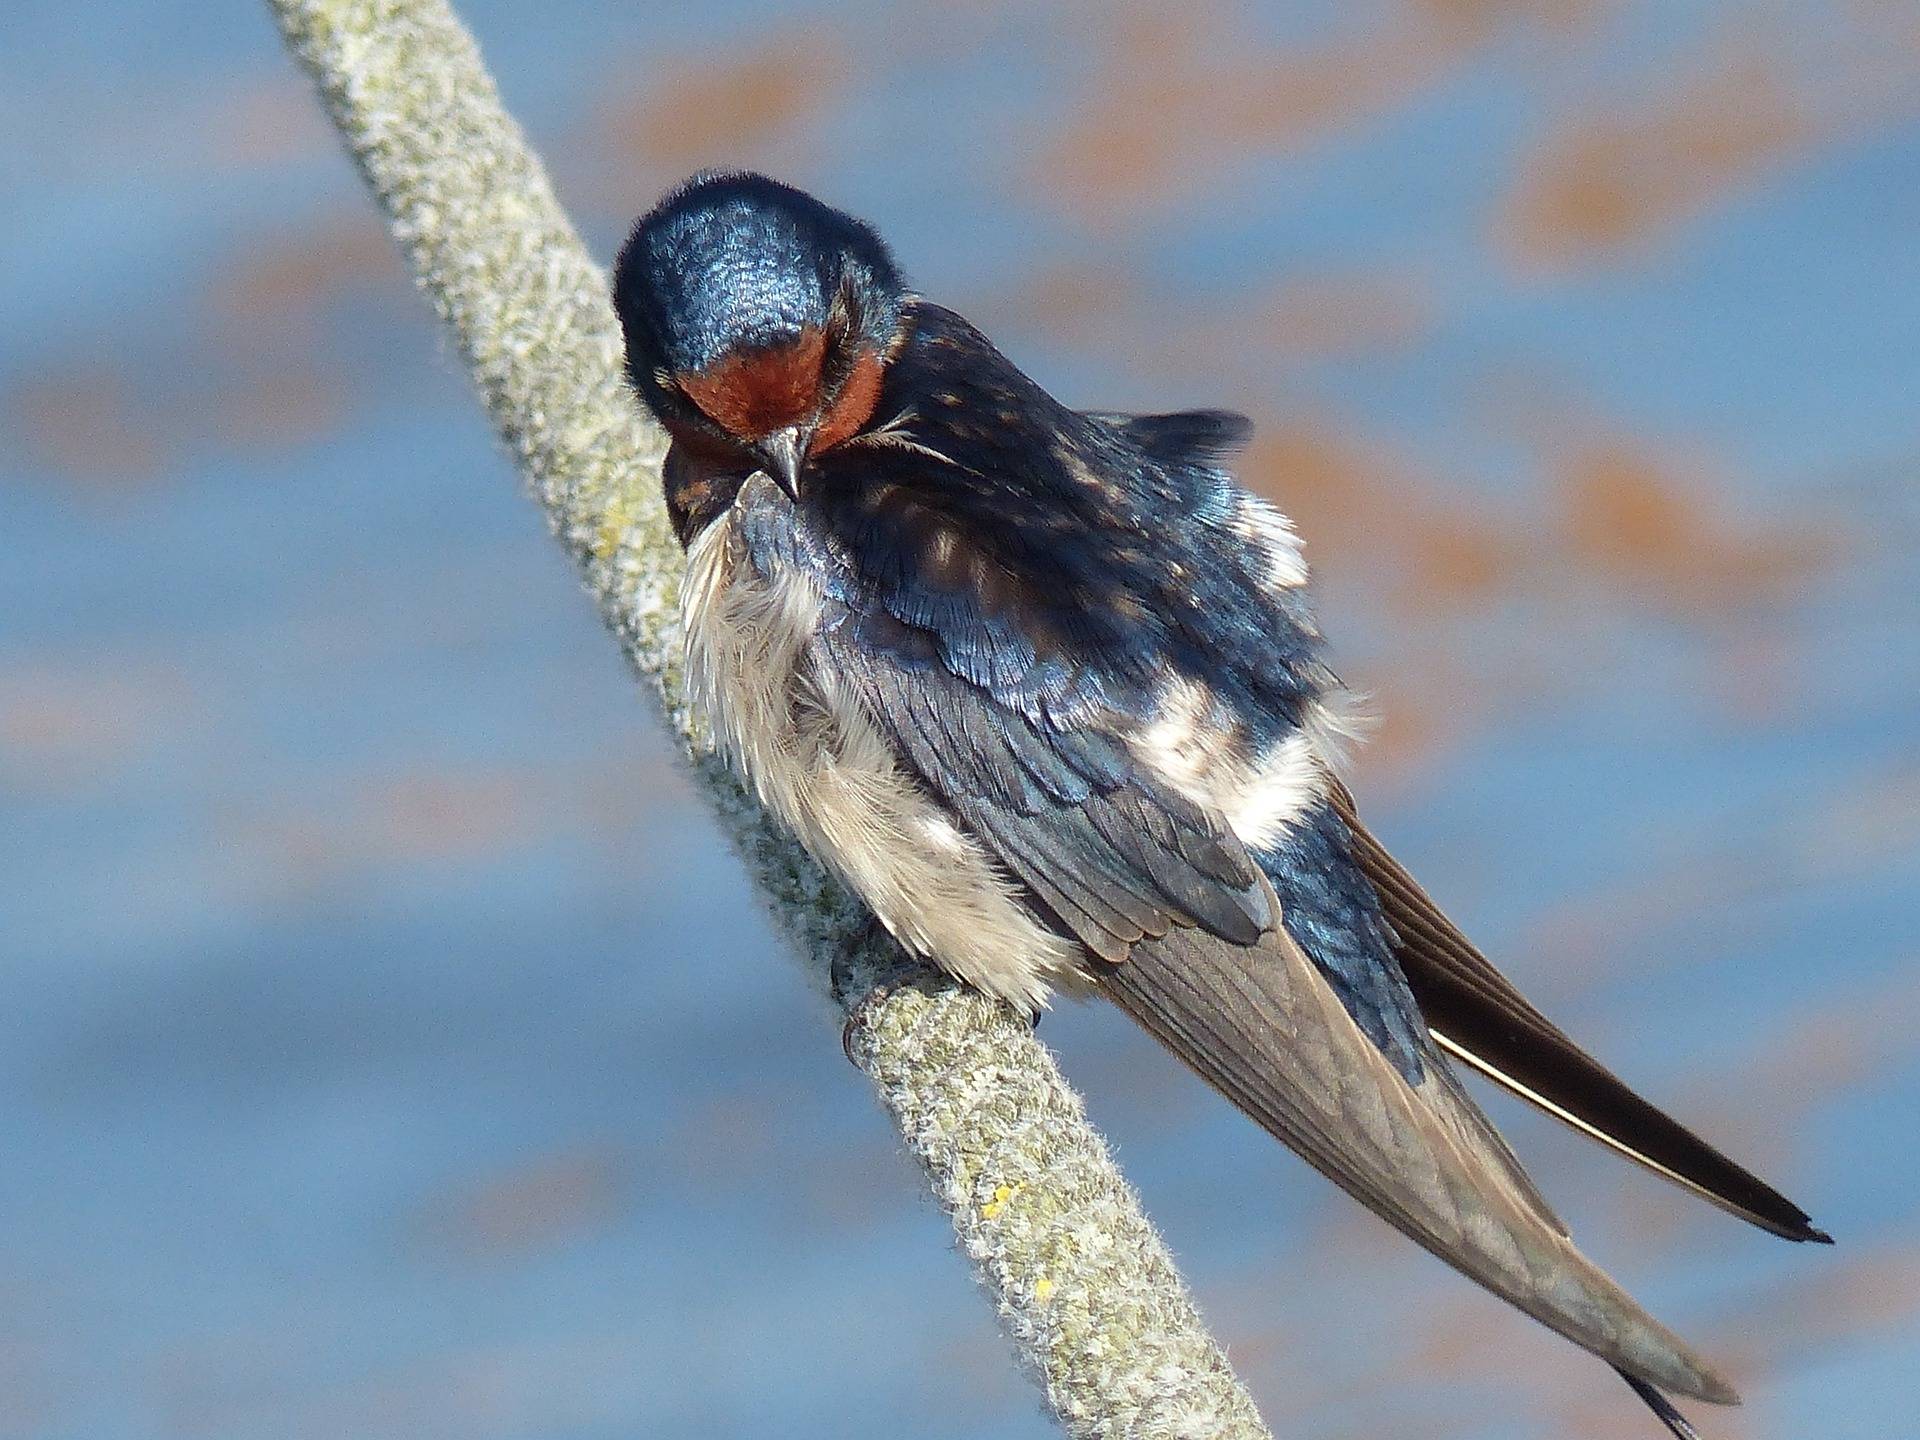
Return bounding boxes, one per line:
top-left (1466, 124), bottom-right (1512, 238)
top-left (1615, 1366), bottom-right (1709, 1439)
top-left (1099, 922), bottom-right (1739, 1411)
top-left (1327, 781), bottom-right (1829, 1246)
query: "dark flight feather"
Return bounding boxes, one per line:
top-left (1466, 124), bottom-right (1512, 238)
top-left (1617, 1366), bottom-right (1709, 1440)
top-left (1100, 923), bottom-right (1737, 1404)
top-left (1327, 780), bottom-right (1831, 1245)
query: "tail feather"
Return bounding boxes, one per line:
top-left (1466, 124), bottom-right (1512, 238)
top-left (1617, 1366), bottom-right (1705, 1440)
top-left (1329, 781), bottom-right (1829, 1245)
top-left (1100, 922), bottom-right (1740, 1408)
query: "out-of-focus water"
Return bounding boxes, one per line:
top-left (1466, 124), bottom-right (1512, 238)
top-left (2, 3), bottom-right (1917, 1437)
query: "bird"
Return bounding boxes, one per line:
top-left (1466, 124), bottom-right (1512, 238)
top-left (610, 170), bottom-right (1829, 1438)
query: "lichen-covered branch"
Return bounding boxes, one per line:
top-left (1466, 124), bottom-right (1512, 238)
top-left (265, 2), bottom-right (1274, 1434)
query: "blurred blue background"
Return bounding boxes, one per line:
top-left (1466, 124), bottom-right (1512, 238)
top-left (3, 2), bottom-right (1918, 1436)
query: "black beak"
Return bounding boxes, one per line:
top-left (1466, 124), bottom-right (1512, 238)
top-left (762, 426), bottom-right (808, 500)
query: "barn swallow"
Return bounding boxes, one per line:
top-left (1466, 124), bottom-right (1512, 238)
top-left (611, 171), bottom-right (1828, 1438)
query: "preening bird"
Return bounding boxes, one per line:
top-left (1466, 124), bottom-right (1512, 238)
top-left (612, 170), bottom-right (1829, 1438)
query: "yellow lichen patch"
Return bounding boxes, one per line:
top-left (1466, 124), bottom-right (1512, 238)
top-left (592, 493), bottom-right (637, 562)
top-left (1033, 1276), bottom-right (1055, 1303)
top-left (981, 1181), bottom-right (1024, 1221)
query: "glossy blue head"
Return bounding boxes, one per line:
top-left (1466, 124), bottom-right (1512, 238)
top-left (613, 171), bottom-right (907, 494)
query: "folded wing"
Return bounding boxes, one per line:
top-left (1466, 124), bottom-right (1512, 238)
top-left (1327, 780), bottom-right (1829, 1245)
top-left (816, 614), bottom-right (1739, 1404)
top-left (1103, 922), bottom-right (1738, 1403)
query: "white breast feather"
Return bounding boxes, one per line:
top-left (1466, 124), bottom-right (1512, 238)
top-left (681, 505), bottom-right (1078, 1011)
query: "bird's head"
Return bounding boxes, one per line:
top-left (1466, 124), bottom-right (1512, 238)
top-left (613, 171), bottom-right (906, 498)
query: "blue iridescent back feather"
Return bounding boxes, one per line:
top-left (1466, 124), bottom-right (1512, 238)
top-left (1258, 800), bottom-right (1427, 1077)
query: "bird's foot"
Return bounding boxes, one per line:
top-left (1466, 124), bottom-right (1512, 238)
top-left (834, 913), bottom-right (898, 1066)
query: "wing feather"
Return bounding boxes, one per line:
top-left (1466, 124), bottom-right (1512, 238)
top-left (1103, 924), bottom-right (1737, 1402)
top-left (819, 610), bottom-right (1737, 1402)
top-left (1327, 780), bottom-right (1829, 1244)
top-left (826, 625), bottom-right (1271, 957)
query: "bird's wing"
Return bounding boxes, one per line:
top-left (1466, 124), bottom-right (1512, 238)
top-left (1084, 407), bottom-right (1253, 465)
top-left (1103, 924), bottom-right (1738, 1405)
top-left (1326, 779), bottom-right (1830, 1244)
top-left (788, 329), bottom-right (1738, 1403)
top-left (819, 611), bottom-right (1273, 961)
top-left (814, 612), bottom-right (1737, 1405)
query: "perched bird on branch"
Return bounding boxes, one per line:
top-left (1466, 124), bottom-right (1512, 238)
top-left (611, 170), bottom-right (1828, 1438)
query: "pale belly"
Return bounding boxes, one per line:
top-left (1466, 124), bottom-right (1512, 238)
top-left (679, 498), bottom-right (1079, 1011)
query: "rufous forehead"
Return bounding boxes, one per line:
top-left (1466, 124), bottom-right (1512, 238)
top-left (677, 328), bottom-right (827, 438)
